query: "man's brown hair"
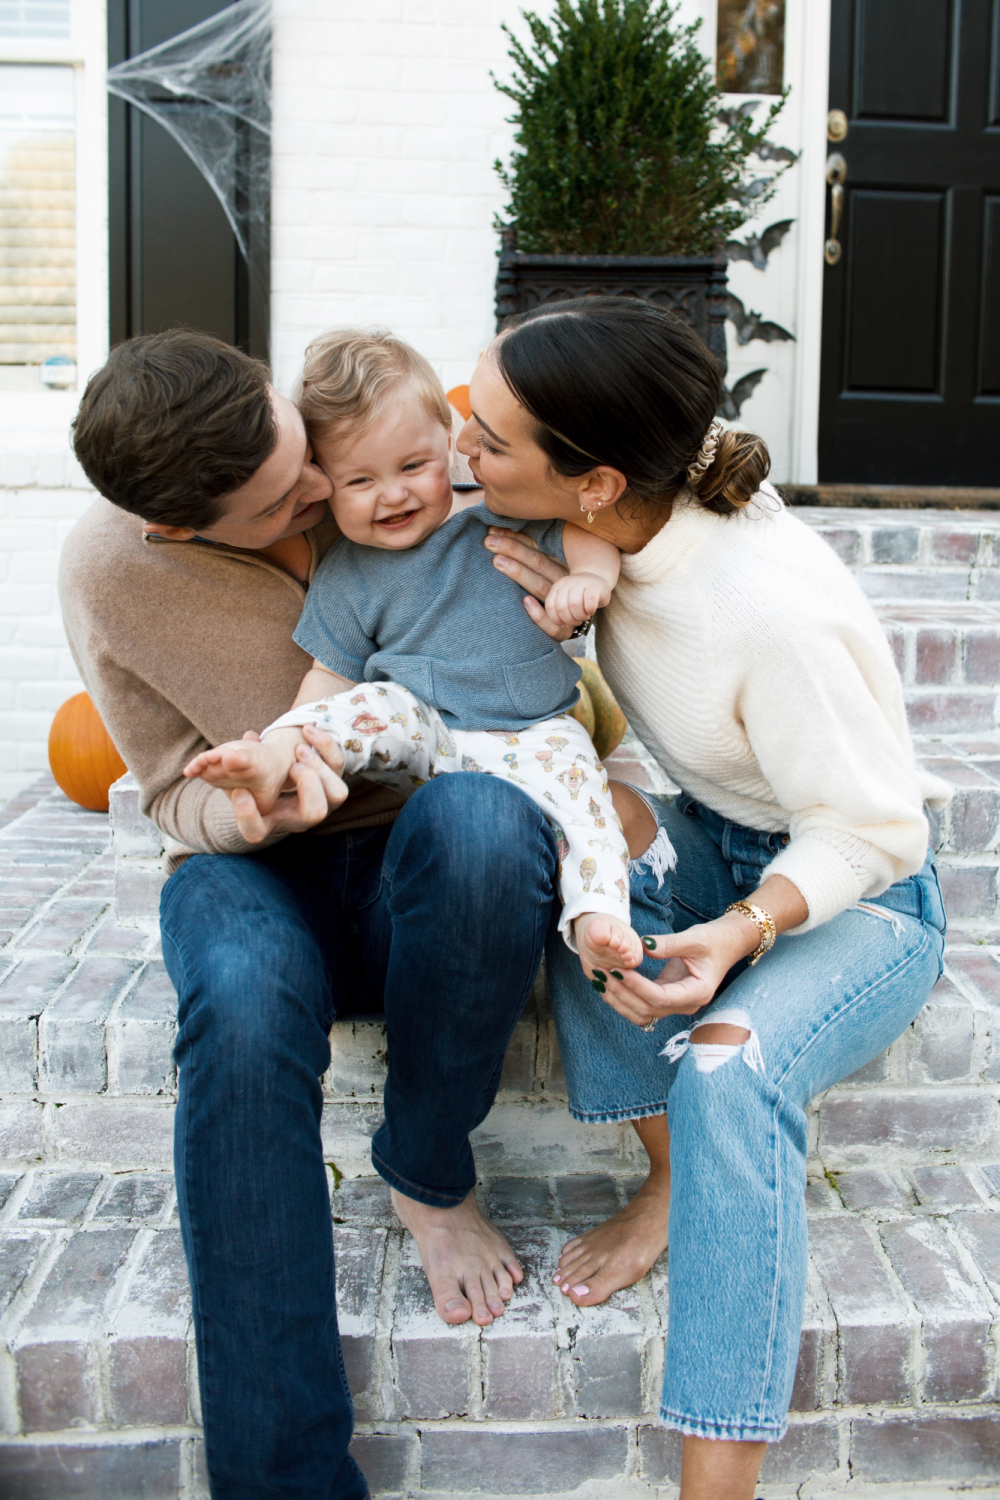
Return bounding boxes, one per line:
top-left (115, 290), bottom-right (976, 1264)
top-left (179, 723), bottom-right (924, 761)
top-left (72, 330), bottom-right (278, 529)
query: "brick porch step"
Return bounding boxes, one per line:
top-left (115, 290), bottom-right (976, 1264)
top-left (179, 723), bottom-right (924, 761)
top-left (1, 768), bottom-right (999, 1181)
top-left (1, 1163), bottom-right (999, 1497)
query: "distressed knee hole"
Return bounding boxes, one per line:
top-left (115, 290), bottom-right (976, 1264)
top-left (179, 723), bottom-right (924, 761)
top-left (689, 1024), bottom-right (751, 1046)
top-left (660, 1007), bottom-right (765, 1075)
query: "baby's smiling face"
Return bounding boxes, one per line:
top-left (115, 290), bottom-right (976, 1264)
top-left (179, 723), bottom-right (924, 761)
top-left (315, 391), bottom-right (454, 550)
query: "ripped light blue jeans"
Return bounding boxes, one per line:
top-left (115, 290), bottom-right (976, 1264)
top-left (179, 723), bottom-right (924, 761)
top-left (546, 792), bottom-right (945, 1443)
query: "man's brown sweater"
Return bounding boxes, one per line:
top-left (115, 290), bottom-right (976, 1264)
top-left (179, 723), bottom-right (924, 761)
top-left (59, 499), bottom-right (402, 861)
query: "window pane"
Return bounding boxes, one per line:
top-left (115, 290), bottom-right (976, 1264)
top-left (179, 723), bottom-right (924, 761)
top-left (0, 2), bottom-right (70, 40)
top-left (717, 0), bottom-right (785, 94)
top-left (0, 65), bottom-right (75, 383)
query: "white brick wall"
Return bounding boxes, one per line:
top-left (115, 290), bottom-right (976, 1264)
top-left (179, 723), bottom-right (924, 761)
top-left (270, 0), bottom-right (718, 399)
top-left (0, 435), bottom-right (92, 802)
top-left (268, 0), bottom-right (827, 482)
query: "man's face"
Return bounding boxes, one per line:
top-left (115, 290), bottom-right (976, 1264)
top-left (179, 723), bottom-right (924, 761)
top-left (143, 388), bottom-right (333, 550)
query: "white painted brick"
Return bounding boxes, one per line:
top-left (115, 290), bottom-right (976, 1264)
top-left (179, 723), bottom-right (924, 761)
top-left (14, 683), bottom-right (78, 713)
top-left (0, 584), bottom-right (52, 615)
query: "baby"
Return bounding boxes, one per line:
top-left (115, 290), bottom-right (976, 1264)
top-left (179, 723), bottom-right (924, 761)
top-left (184, 328), bottom-right (644, 976)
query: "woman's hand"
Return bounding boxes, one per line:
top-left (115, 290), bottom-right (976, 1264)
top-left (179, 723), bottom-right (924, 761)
top-left (483, 528), bottom-right (574, 641)
top-left (591, 912), bottom-right (758, 1026)
top-left (228, 726), bottom-right (348, 844)
top-left (591, 873), bottom-right (808, 1027)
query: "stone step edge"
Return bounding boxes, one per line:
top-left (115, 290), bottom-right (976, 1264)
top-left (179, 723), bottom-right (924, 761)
top-left (1, 1410), bottom-right (1000, 1500)
top-left (785, 485), bottom-right (1000, 511)
top-left (1, 1209), bottom-right (998, 1422)
top-left (2, 1412), bottom-right (1000, 1500)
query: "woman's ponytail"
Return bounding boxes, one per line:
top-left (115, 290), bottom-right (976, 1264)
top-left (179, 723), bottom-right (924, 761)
top-left (692, 428), bottom-right (771, 515)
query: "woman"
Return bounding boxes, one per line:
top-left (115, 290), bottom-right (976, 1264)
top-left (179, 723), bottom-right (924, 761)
top-left (458, 297), bottom-right (948, 1500)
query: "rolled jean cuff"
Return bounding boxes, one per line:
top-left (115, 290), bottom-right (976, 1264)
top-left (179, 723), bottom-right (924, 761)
top-left (569, 1099), bottom-right (670, 1125)
top-left (371, 1147), bottom-right (472, 1209)
top-left (660, 1407), bottom-right (788, 1444)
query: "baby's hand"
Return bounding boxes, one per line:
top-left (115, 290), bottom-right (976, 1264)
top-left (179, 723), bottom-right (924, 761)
top-left (574, 912), bottom-right (645, 981)
top-left (183, 735), bottom-right (296, 813)
top-left (545, 571), bottom-right (612, 628)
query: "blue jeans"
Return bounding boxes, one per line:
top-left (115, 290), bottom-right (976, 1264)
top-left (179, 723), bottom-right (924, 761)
top-left (548, 792), bottom-right (946, 1443)
top-left (161, 775), bottom-right (556, 1500)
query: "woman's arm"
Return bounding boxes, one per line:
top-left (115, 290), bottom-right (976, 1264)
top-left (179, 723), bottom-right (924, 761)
top-left (593, 872), bottom-right (808, 1027)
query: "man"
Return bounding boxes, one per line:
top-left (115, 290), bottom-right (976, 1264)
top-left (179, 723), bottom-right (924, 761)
top-left (61, 330), bottom-right (562, 1500)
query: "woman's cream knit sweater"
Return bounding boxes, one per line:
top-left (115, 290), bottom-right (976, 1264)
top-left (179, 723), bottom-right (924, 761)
top-left (598, 484), bottom-right (950, 932)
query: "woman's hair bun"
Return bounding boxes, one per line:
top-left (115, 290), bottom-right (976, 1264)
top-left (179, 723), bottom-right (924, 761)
top-left (692, 428), bottom-right (771, 515)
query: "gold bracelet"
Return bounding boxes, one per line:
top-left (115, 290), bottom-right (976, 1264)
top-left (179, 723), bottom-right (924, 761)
top-left (725, 901), bottom-right (777, 965)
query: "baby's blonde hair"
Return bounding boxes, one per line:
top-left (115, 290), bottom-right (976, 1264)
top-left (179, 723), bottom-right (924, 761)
top-left (298, 326), bottom-right (452, 443)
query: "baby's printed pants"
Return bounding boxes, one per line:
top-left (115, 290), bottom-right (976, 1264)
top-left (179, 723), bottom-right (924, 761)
top-left (264, 680), bottom-right (631, 947)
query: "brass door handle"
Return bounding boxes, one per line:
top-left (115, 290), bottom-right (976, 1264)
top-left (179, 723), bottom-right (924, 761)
top-left (825, 153), bottom-right (847, 265)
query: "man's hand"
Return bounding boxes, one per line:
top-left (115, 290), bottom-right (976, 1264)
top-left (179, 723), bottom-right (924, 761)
top-left (545, 571), bottom-right (611, 628)
top-left (226, 727), bottom-right (350, 845)
top-left (483, 528), bottom-right (574, 641)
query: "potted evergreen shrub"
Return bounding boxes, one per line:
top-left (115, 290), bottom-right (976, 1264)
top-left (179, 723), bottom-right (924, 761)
top-left (493, 0), bottom-right (786, 374)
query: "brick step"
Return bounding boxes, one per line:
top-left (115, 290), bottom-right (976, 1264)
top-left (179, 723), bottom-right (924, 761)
top-left (797, 505), bottom-right (1000, 600)
top-left (1, 1165), bottom-right (999, 1497)
top-left (2, 785), bottom-right (1000, 1180)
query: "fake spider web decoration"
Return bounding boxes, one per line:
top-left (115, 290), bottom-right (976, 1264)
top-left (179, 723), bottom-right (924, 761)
top-left (105, 0), bottom-right (270, 265)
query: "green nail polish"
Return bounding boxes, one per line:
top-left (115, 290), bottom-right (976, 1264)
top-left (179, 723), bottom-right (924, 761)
top-left (591, 980), bottom-right (606, 993)
top-left (611, 970), bottom-right (624, 980)
top-left (592, 969), bottom-right (606, 979)
top-left (642, 936), bottom-right (657, 950)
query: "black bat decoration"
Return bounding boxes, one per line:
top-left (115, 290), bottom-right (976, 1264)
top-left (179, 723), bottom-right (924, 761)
top-left (722, 292), bottom-right (795, 346)
top-left (716, 101), bottom-right (759, 130)
top-left (754, 141), bottom-right (798, 164)
top-left (716, 369), bottom-right (767, 421)
top-left (716, 103), bottom-right (797, 162)
top-left (723, 219), bottom-right (795, 271)
top-left (739, 176), bottom-right (773, 206)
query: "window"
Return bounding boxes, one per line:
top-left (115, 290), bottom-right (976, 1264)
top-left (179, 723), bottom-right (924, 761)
top-left (0, 2), bottom-right (70, 40)
top-left (0, 63), bottom-right (75, 389)
top-left (717, 0), bottom-right (785, 95)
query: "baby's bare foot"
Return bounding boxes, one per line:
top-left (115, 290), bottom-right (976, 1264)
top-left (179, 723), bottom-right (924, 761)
top-left (554, 1170), bottom-right (670, 1307)
top-left (392, 1188), bottom-right (523, 1326)
top-left (576, 913), bottom-right (645, 979)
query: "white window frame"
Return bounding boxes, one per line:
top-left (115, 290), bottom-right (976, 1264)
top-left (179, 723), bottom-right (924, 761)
top-left (0, 0), bottom-right (107, 436)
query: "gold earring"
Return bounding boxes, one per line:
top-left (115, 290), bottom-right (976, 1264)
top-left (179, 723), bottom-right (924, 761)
top-left (587, 510), bottom-right (596, 524)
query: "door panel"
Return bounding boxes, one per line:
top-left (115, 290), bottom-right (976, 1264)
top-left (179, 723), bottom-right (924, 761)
top-left (108, 0), bottom-right (266, 356)
top-left (981, 197), bottom-right (1000, 393)
top-left (135, 111), bottom-right (238, 345)
top-left (855, 0), bottom-right (954, 121)
top-left (847, 191), bottom-right (945, 392)
top-left (819, 0), bottom-right (1000, 484)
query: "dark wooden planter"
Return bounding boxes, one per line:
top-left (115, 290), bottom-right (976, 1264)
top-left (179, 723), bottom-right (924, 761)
top-left (495, 226), bottom-right (728, 376)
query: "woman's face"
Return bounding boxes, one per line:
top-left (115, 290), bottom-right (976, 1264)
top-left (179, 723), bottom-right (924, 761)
top-left (457, 347), bottom-right (582, 521)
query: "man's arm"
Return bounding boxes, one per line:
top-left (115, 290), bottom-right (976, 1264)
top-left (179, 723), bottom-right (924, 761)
top-left (183, 662), bottom-right (356, 814)
top-left (58, 500), bottom-right (400, 857)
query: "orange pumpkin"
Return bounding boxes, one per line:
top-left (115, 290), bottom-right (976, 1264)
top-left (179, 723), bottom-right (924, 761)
top-left (569, 658), bottom-right (628, 760)
top-left (446, 384), bottom-right (472, 420)
top-left (48, 692), bottom-right (127, 812)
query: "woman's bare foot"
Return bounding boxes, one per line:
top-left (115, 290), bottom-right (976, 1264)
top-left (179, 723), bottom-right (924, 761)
top-left (553, 1114), bottom-right (671, 1306)
top-left (391, 1187), bottom-right (523, 1326)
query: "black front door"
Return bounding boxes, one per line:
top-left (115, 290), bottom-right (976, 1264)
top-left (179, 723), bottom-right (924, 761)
top-left (108, 0), bottom-right (268, 357)
top-left (819, 1), bottom-right (1000, 485)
